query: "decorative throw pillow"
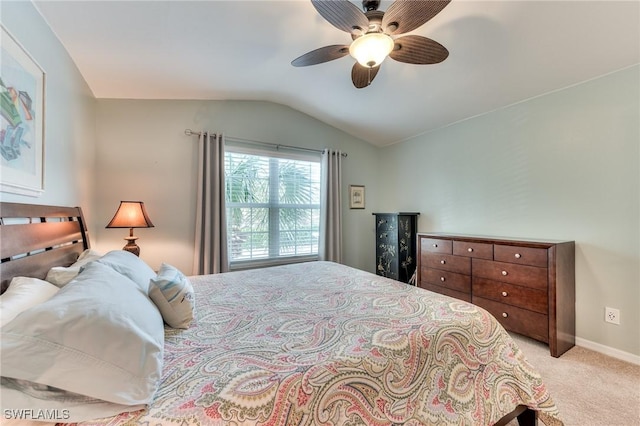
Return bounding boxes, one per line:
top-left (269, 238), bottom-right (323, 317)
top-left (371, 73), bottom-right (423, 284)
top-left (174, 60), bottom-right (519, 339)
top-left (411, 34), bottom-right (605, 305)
top-left (149, 263), bottom-right (195, 329)
top-left (45, 249), bottom-right (102, 287)
top-left (0, 277), bottom-right (59, 327)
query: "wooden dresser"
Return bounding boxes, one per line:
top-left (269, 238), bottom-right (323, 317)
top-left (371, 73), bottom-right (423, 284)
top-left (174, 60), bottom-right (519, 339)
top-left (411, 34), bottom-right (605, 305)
top-left (417, 233), bottom-right (575, 357)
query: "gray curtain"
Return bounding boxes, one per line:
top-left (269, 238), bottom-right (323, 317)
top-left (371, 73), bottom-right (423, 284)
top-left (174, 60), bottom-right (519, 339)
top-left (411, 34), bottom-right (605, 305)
top-left (193, 132), bottom-right (229, 274)
top-left (319, 149), bottom-right (343, 263)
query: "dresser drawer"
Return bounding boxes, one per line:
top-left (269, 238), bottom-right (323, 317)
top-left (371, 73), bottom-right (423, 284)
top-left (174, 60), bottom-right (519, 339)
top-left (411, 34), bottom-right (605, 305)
top-left (422, 267), bottom-right (470, 293)
top-left (472, 258), bottom-right (547, 290)
top-left (494, 244), bottom-right (548, 268)
top-left (420, 237), bottom-right (452, 254)
top-left (419, 282), bottom-right (472, 303)
top-left (473, 296), bottom-right (549, 343)
top-left (472, 277), bottom-right (548, 314)
top-left (453, 241), bottom-right (493, 259)
top-left (424, 253), bottom-right (471, 274)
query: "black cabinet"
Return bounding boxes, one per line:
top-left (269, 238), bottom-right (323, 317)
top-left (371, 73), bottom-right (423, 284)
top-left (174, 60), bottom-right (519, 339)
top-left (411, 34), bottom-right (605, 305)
top-left (373, 213), bottom-right (419, 284)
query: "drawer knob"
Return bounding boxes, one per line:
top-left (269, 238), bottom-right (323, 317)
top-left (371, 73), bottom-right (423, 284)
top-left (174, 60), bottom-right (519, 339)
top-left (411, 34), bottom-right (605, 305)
top-left (501, 291), bottom-right (508, 297)
top-left (440, 276), bottom-right (446, 282)
top-left (515, 253), bottom-right (521, 259)
top-left (440, 260), bottom-right (446, 264)
top-left (501, 270), bottom-right (508, 276)
top-left (467, 247), bottom-right (473, 252)
top-left (502, 312), bottom-right (508, 318)
top-left (433, 244), bottom-right (438, 247)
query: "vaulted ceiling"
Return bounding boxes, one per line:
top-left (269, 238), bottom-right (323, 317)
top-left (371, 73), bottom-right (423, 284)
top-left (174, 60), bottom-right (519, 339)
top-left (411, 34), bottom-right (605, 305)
top-left (34, 0), bottom-right (640, 146)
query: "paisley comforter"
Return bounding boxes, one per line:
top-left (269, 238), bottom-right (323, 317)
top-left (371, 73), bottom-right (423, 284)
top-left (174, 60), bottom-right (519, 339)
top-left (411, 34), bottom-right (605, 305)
top-left (96, 261), bottom-right (562, 426)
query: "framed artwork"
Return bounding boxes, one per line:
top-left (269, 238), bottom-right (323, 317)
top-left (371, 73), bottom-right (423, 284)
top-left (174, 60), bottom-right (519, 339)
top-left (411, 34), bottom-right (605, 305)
top-left (1, 25), bottom-right (46, 196)
top-left (349, 185), bottom-right (365, 209)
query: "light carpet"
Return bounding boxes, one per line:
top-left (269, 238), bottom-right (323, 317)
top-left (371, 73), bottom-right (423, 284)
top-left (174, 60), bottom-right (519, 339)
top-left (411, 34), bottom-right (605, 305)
top-left (507, 333), bottom-right (640, 426)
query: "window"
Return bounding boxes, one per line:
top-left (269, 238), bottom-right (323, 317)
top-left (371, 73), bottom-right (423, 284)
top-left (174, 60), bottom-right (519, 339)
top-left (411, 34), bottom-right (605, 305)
top-left (225, 148), bottom-right (321, 267)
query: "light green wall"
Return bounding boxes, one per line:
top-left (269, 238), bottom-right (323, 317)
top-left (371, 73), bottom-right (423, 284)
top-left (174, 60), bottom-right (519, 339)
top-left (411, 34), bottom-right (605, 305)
top-left (377, 65), bottom-right (640, 358)
top-left (0, 2), bottom-right (96, 219)
top-left (93, 100), bottom-right (380, 274)
top-left (5, 0), bottom-right (638, 360)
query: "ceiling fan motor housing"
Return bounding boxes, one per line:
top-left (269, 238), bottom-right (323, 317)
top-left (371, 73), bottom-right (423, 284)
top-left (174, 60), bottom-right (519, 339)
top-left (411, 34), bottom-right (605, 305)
top-left (362, 0), bottom-right (381, 12)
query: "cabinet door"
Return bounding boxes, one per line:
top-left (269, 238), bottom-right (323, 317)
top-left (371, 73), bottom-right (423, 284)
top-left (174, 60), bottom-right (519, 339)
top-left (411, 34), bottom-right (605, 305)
top-left (397, 215), bottom-right (417, 283)
top-left (375, 215), bottom-right (398, 279)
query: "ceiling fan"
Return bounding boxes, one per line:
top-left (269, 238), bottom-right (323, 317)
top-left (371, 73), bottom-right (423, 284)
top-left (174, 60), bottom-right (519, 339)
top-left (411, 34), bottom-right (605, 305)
top-left (292, 0), bottom-right (451, 89)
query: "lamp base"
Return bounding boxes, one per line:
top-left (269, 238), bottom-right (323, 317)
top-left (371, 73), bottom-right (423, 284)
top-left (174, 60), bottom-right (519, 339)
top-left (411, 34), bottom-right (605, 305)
top-left (123, 236), bottom-right (140, 257)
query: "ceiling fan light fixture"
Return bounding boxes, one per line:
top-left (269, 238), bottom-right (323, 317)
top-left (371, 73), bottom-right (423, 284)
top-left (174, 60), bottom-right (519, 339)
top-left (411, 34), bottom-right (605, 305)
top-left (349, 32), bottom-right (394, 68)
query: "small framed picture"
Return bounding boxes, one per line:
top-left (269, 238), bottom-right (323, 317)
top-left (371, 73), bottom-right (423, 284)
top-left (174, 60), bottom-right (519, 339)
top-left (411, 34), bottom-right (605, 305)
top-left (349, 185), bottom-right (365, 209)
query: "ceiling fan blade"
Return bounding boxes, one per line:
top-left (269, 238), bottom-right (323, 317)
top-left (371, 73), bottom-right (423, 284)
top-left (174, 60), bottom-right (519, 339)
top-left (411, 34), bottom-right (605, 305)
top-left (351, 63), bottom-right (380, 89)
top-left (292, 45), bottom-right (350, 67)
top-left (311, 0), bottom-right (369, 34)
top-left (382, 0), bottom-right (451, 35)
top-left (389, 35), bottom-right (449, 64)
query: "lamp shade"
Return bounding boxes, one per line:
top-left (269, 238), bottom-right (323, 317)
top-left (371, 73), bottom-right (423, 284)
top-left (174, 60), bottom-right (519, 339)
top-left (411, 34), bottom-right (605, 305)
top-left (349, 33), bottom-right (395, 68)
top-left (106, 201), bottom-right (154, 229)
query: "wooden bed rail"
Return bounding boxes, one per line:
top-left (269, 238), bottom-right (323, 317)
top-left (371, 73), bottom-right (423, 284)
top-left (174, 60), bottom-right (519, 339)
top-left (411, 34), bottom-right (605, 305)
top-left (493, 405), bottom-right (538, 426)
top-left (0, 202), bottom-right (90, 293)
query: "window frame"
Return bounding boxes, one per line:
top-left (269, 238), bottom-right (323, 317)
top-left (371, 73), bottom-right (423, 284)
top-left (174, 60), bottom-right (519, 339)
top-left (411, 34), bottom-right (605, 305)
top-left (224, 144), bottom-right (322, 270)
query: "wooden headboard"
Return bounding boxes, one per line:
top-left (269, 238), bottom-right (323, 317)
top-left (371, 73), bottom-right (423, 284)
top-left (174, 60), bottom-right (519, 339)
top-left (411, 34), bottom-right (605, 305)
top-left (0, 202), bottom-right (90, 293)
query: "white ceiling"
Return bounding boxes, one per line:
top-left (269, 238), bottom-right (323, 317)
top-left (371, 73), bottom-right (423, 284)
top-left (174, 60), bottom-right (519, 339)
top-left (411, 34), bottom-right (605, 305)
top-left (34, 0), bottom-right (639, 147)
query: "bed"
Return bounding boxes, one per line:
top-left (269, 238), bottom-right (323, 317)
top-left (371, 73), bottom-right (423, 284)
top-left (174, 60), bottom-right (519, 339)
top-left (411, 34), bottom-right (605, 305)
top-left (0, 202), bottom-right (563, 426)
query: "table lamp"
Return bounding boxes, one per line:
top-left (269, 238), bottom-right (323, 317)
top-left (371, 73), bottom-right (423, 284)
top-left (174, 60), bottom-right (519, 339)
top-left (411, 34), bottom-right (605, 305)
top-left (105, 201), bottom-right (154, 256)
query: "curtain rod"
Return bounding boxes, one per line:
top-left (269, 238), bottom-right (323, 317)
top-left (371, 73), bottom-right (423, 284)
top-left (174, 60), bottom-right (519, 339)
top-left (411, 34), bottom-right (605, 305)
top-left (184, 129), bottom-right (347, 157)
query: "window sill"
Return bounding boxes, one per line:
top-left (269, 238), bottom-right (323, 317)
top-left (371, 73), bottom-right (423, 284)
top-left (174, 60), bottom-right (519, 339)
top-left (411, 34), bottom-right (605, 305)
top-left (229, 255), bottom-right (319, 272)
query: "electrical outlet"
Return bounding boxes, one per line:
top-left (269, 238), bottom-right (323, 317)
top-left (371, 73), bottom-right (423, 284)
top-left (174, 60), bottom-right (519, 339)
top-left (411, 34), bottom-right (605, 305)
top-left (605, 307), bottom-right (620, 325)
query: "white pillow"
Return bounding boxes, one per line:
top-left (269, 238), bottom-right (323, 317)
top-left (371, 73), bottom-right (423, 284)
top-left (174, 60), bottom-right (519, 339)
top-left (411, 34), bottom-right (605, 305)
top-left (149, 263), bottom-right (195, 329)
top-left (45, 249), bottom-right (103, 287)
top-left (0, 381), bottom-right (146, 423)
top-left (1, 261), bottom-right (164, 407)
top-left (95, 250), bottom-right (156, 293)
top-left (0, 277), bottom-right (59, 327)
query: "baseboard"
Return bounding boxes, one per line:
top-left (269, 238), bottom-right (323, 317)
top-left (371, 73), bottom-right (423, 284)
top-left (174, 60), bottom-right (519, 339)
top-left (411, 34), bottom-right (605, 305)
top-left (575, 337), bottom-right (640, 365)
